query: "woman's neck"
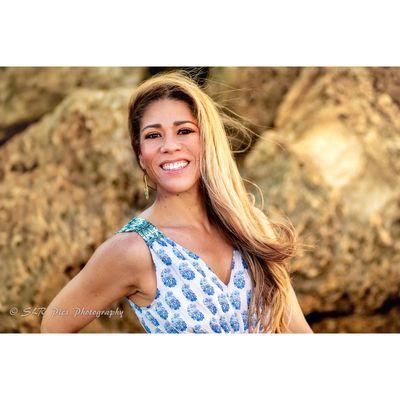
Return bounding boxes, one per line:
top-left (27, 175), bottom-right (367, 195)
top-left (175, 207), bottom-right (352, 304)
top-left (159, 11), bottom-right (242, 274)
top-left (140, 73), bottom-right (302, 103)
top-left (145, 185), bottom-right (212, 231)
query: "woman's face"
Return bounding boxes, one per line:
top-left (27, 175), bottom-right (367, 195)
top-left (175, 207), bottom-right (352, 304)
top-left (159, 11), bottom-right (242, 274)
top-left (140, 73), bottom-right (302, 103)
top-left (138, 98), bottom-right (202, 196)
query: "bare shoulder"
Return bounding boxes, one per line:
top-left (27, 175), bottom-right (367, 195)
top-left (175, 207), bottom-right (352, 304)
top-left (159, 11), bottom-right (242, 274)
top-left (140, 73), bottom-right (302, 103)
top-left (91, 231), bottom-right (152, 290)
top-left (101, 232), bottom-right (151, 271)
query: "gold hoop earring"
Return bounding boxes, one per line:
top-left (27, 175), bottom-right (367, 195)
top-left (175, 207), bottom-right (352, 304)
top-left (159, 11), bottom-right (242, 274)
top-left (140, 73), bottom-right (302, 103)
top-left (143, 173), bottom-right (149, 200)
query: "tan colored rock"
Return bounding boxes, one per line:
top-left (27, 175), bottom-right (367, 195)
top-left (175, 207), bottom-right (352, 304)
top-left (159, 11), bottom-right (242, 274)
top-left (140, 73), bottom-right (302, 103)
top-left (206, 67), bottom-right (301, 154)
top-left (242, 67), bottom-right (400, 332)
top-left (310, 305), bottom-right (400, 333)
top-left (0, 87), bottom-right (148, 333)
top-left (0, 67), bottom-right (146, 134)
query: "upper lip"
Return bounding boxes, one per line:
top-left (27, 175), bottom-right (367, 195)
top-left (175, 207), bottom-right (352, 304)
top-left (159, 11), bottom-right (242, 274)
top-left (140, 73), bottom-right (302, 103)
top-left (160, 159), bottom-right (190, 167)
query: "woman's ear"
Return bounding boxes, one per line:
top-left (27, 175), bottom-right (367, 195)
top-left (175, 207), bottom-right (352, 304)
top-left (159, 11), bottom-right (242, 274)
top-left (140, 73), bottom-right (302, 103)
top-left (138, 154), bottom-right (145, 171)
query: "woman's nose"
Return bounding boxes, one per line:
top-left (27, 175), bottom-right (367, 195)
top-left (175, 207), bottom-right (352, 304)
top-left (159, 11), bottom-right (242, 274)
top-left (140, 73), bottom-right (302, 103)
top-left (160, 134), bottom-right (182, 152)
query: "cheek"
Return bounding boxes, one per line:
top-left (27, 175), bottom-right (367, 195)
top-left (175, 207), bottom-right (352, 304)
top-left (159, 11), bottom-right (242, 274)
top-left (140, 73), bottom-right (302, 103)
top-left (140, 144), bottom-right (157, 165)
top-left (189, 135), bottom-right (202, 157)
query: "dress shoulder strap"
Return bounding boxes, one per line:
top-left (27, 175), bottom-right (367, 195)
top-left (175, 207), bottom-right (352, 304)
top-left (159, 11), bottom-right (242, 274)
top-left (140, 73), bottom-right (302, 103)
top-left (114, 216), bottom-right (163, 246)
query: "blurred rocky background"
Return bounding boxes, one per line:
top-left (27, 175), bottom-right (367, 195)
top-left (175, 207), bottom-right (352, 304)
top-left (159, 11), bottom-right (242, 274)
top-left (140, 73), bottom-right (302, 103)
top-left (0, 67), bottom-right (399, 333)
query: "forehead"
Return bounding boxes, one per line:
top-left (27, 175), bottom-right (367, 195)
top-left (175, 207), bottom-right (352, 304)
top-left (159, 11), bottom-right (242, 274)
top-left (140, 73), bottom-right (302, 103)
top-left (141, 98), bottom-right (196, 124)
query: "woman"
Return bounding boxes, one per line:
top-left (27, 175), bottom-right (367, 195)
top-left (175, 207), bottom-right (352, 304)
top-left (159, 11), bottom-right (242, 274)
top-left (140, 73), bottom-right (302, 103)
top-left (41, 70), bottom-right (313, 333)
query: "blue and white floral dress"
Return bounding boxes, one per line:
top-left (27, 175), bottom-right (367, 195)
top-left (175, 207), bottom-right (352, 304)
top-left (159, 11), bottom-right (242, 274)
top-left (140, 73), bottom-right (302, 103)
top-left (115, 216), bottom-right (263, 333)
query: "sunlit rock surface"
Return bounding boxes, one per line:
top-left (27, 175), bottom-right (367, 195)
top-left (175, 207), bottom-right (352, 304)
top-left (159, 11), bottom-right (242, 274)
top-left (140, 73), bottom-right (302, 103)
top-left (206, 67), bottom-right (301, 154)
top-left (0, 87), bottom-right (146, 333)
top-left (0, 67), bottom-right (146, 144)
top-left (242, 67), bottom-right (400, 332)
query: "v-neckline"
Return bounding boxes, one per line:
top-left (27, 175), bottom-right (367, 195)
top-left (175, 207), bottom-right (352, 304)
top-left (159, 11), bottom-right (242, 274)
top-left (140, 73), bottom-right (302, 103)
top-left (136, 216), bottom-right (236, 289)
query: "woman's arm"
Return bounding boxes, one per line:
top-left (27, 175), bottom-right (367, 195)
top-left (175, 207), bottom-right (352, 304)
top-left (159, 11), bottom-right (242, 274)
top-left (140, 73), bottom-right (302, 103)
top-left (40, 233), bottom-right (145, 333)
top-left (285, 281), bottom-right (314, 333)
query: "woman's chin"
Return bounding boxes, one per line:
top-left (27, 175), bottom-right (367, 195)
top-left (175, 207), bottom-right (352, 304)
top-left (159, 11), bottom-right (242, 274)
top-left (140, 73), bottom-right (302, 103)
top-left (158, 181), bottom-right (199, 195)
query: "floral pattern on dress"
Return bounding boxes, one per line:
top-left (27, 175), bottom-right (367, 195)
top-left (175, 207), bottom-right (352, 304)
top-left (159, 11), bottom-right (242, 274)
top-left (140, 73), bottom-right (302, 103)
top-left (116, 216), bottom-right (262, 333)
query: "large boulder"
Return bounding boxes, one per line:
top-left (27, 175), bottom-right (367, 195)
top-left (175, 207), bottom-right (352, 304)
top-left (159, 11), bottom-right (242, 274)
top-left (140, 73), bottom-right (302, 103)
top-left (0, 67), bottom-right (146, 144)
top-left (242, 67), bottom-right (400, 332)
top-left (0, 87), bottom-right (147, 333)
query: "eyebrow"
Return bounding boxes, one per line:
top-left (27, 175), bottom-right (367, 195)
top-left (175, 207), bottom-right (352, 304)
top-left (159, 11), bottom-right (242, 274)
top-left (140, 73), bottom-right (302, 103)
top-left (141, 120), bottom-right (197, 132)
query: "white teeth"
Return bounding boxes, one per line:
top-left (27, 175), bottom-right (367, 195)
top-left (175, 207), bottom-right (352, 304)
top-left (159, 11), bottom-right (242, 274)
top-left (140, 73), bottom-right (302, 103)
top-left (161, 161), bottom-right (189, 171)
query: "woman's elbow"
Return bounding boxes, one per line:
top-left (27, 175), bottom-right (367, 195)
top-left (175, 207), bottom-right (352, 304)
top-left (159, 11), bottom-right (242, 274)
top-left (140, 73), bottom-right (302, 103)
top-left (40, 321), bottom-right (57, 333)
top-left (40, 321), bottom-right (80, 333)
top-left (40, 310), bottom-right (80, 333)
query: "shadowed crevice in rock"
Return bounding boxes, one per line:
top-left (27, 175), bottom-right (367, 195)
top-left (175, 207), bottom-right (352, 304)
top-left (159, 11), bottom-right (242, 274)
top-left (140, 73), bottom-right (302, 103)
top-left (307, 296), bottom-right (400, 330)
top-left (373, 295), bottom-right (400, 315)
top-left (307, 309), bottom-right (354, 324)
top-left (0, 117), bottom-right (42, 146)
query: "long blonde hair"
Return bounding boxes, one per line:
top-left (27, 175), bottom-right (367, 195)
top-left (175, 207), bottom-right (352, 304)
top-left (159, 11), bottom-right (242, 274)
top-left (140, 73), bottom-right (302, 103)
top-left (128, 69), bottom-right (298, 333)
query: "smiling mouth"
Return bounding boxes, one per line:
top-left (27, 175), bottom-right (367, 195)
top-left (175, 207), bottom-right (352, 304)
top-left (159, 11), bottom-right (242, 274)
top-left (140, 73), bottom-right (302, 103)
top-left (160, 160), bottom-right (190, 171)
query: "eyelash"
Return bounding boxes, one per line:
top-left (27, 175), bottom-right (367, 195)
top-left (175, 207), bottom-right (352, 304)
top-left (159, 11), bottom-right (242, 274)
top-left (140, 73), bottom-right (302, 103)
top-left (144, 128), bottom-right (194, 139)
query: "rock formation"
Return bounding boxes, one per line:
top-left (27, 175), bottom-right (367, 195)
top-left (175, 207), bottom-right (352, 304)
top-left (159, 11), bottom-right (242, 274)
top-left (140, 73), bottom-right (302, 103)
top-left (0, 67), bottom-right (145, 145)
top-left (0, 87), bottom-right (145, 332)
top-left (241, 67), bottom-right (400, 332)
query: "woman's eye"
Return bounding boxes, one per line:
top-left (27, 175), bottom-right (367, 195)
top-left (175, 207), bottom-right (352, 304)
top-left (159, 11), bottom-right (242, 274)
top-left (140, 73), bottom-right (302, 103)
top-left (145, 132), bottom-right (160, 139)
top-left (178, 129), bottom-right (194, 135)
